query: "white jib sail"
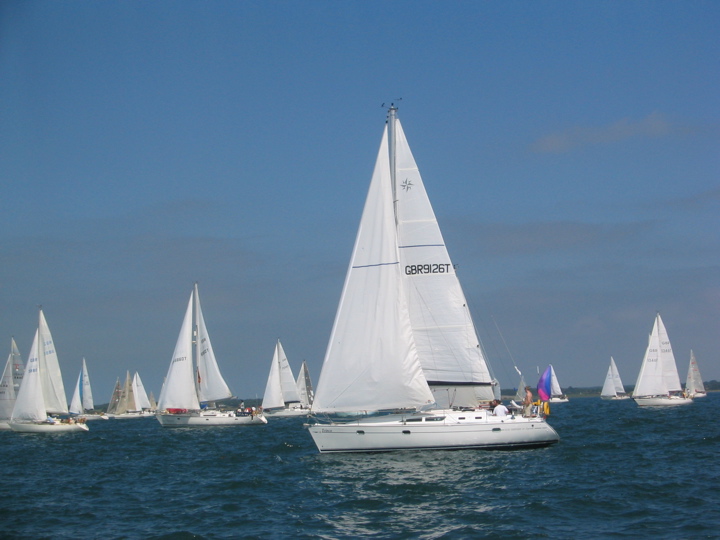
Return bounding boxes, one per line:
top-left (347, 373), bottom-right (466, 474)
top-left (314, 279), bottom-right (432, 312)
top-left (132, 372), bottom-right (152, 410)
top-left (69, 370), bottom-right (83, 415)
top-left (158, 292), bottom-right (200, 411)
top-left (549, 365), bottom-right (563, 396)
top-left (276, 340), bottom-right (300, 403)
top-left (392, 119), bottom-right (494, 407)
top-left (601, 357), bottom-right (624, 397)
top-left (11, 330), bottom-right (47, 422)
top-left (262, 341), bottom-right (285, 410)
top-left (194, 284), bottom-right (232, 403)
top-left (312, 125), bottom-right (434, 413)
top-left (655, 314), bottom-right (682, 392)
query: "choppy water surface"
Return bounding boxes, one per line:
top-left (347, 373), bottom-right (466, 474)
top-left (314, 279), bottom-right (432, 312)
top-left (2, 394), bottom-right (719, 539)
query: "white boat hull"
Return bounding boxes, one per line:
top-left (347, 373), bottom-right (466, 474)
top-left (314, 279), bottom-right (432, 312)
top-left (108, 411), bottom-right (154, 419)
top-left (156, 411), bottom-right (268, 427)
top-left (308, 410), bottom-right (559, 453)
top-left (549, 397), bottom-right (569, 403)
top-left (633, 396), bottom-right (693, 407)
top-left (265, 408), bottom-right (309, 417)
top-left (9, 421), bottom-right (89, 433)
top-left (691, 392), bottom-right (707, 398)
top-left (600, 395), bottom-right (630, 400)
top-left (0, 421), bottom-right (12, 431)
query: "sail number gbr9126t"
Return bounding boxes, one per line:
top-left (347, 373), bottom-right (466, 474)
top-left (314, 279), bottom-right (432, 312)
top-left (405, 263), bottom-right (451, 275)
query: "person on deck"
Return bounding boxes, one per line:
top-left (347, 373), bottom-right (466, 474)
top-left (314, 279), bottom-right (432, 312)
top-left (523, 386), bottom-right (533, 417)
top-left (493, 400), bottom-right (509, 417)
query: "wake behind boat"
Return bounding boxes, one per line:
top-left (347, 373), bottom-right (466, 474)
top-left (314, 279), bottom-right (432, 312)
top-left (307, 107), bottom-right (558, 452)
top-left (9, 309), bottom-right (88, 433)
top-left (632, 313), bottom-right (692, 407)
top-left (156, 283), bottom-right (266, 427)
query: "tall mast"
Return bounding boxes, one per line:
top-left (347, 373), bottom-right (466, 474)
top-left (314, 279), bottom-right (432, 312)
top-left (387, 105), bottom-right (398, 222)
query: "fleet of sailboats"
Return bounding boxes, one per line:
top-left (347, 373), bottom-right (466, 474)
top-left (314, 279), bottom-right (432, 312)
top-left (632, 313), bottom-right (693, 406)
top-left (155, 283), bottom-right (266, 427)
top-left (306, 107), bottom-right (559, 452)
top-left (262, 340), bottom-right (310, 417)
top-left (9, 309), bottom-right (89, 433)
top-left (106, 371), bottom-right (154, 418)
top-left (600, 357), bottom-right (629, 400)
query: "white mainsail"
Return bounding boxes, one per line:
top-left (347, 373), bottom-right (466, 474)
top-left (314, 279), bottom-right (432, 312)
top-left (296, 360), bottom-right (314, 408)
top-left (38, 310), bottom-right (68, 414)
top-left (549, 365), bottom-right (563, 397)
top-left (311, 123), bottom-right (435, 414)
top-left (685, 350), bottom-right (706, 397)
top-left (393, 120), bottom-right (495, 407)
top-left (69, 358), bottom-right (95, 414)
top-left (11, 330), bottom-right (46, 422)
top-left (601, 357), bottom-right (627, 399)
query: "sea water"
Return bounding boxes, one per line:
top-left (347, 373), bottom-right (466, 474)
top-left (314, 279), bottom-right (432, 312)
top-left (1, 394), bottom-right (719, 539)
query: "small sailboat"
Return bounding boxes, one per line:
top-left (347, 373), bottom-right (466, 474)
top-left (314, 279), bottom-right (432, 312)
top-left (9, 309), bottom-right (88, 433)
top-left (296, 360), bottom-right (314, 410)
top-left (685, 350), bottom-right (706, 398)
top-left (107, 371), bottom-right (154, 418)
top-left (262, 340), bottom-right (309, 417)
top-left (69, 358), bottom-right (107, 420)
top-left (600, 357), bottom-right (629, 400)
top-left (0, 338), bottom-right (24, 430)
top-left (632, 313), bottom-right (692, 406)
top-left (156, 283), bottom-right (266, 427)
top-left (307, 107), bottom-right (559, 452)
top-left (547, 365), bottom-right (569, 402)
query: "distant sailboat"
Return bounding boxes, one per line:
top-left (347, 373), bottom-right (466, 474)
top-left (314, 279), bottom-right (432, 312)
top-left (307, 107), bottom-right (559, 452)
top-left (542, 365), bottom-right (568, 402)
top-left (108, 371), bottom-right (154, 418)
top-left (296, 360), bottom-right (314, 409)
top-left (262, 340), bottom-right (308, 417)
top-left (685, 350), bottom-right (706, 398)
top-left (0, 338), bottom-right (24, 430)
top-left (69, 358), bottom-right (107, 420)
top-left (632, 313), bottom-right (692, 406)
top-left (9, 309), bottom-right (88, 433)
top-left (600, 357), bottom-right (629, 400)
top-left (156, 283), bottom-right (266, 427)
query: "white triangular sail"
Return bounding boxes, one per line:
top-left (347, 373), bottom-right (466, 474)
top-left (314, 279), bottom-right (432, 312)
top-left (106, 378), bottom-right (122, 415)
top-left (296, 360), bottom-right (314, 408)
top-left (69, 358), bottom-right (94, 414)
top-left (312, 121), bottom-right (435, 414)
top-left (0, 339), bottom-right (22, 420)
top-left (132, 372), bottom-right (152, 410)
top-left (262, 340), bottom-right (300, 409)
top-left (194, 284), bottom-right (232, 403)
top-left (549, 365), bottom-right (563, 397)
top-left (11, 330), bottom-right (47, 422)
top-left (686, 350), bottom-right (705, 397)
top-left (158, 293), bottom-right (200, 411)
top-left (633, 313), bottom-right (683, 397)
top-left (601, 357), bottom-right (626, 398)
top-left (393, 120), bottom-right (495, 407)
top-left (38, 310), bottom-right (68, 414)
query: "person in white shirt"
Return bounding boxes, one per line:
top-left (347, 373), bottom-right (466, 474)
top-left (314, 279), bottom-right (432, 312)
top-left (492, 400), bottom-right (509, 417)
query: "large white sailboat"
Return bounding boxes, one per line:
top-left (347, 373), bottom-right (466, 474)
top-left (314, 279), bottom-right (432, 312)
top-left (600, 357), bottom-right (629, 400)
top-left (307, 107), bottom-right (559, 452)
top-left (69, 358), bottom-right (107, 420)
top-left (262, 340), bottom-right (308, 417)
top-left (632, 313), bottom-right (692, 406)
top-left (156, 283), bottom-right (266, 427)
top-left (685, 350), bottom-right (706, 398)
top-left (9, 309), bottom-right (89, 433)
top-left (0, 338), bottom-right (24, 430)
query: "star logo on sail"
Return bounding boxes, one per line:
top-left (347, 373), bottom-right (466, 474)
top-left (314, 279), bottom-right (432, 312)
top-left (401, 178), bottom-right (413, 191)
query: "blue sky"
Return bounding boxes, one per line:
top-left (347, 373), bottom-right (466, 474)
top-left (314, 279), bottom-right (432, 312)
top-left (1, 1), bottom-right (718, 402)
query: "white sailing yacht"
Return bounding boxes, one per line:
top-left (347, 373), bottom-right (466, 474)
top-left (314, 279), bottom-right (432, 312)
top-left (0, 338), bottom-right (24, 429)
top-left (156, 283), bottom-right (266, 427)
top-left (632, 313), bottom-right (692, 406)
top-left (685, 350), bottom-right (706, 398)
top-left (600, 357), bottom-right (629, 400)
top-left (262, 340), bottom-right (308, 417)
top-left (307, 107), bottom-right (559, 452)
top-left (548, 365), bottom-right (569, 403)
top-left (69, 358), bottom-right (107, 420)
top-left (9, 309), bottom-right (89, 433)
